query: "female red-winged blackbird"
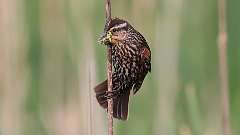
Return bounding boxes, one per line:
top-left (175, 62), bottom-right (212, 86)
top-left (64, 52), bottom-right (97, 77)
top-left (95, 18), bottom-right (151, 120)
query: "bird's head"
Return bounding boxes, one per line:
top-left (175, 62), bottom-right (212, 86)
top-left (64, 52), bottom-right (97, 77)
top-left (99, 18), bottom-right (129, 45)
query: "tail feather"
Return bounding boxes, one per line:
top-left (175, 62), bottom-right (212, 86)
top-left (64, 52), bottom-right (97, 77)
top-left (113, 90), bottom-right (130, 120)
top-left (94, 80), bottom-right (108, 108)
top-left (94, 80), bottom-right (130, 120)
top-left (94, 80), bottom-right (107, 95)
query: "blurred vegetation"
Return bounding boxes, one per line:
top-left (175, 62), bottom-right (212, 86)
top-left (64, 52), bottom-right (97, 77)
top-left (0, 0), bottom-right (239, 135)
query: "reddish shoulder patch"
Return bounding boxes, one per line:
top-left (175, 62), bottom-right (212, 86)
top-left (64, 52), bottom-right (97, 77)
top-left (142, 47), bottom-right (150, 60)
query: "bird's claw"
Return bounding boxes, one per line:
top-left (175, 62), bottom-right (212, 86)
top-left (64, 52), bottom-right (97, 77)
top-left (105, 90), bottom-right (120, 99)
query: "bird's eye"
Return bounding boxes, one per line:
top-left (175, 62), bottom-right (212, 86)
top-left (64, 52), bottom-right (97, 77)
top-left (112, 29), bottom-right (116, 32)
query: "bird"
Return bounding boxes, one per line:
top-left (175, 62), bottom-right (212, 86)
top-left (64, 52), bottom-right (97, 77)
top-left (94, 18), bottom-right (151, 120)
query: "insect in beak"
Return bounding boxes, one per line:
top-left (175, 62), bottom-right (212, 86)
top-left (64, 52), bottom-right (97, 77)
top-left (98, 31), bottom-right (112, 45)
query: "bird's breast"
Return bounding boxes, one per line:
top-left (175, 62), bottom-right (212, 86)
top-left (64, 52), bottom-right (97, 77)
top-left (112, 42), bottom-right (141, 80)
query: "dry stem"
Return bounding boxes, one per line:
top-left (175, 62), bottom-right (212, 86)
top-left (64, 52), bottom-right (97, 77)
top-left (104, 0), bottom-right (113, 135)
top-left (218, 0), bottom-right (231, 134)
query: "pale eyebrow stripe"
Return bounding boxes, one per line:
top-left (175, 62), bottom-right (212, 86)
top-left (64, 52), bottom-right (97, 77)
top-left (112, 22), bottom-right (127, 30)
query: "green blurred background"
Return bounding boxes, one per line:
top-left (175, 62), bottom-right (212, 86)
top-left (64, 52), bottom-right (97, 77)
top-left (0, 0), bottom-right (239, 135)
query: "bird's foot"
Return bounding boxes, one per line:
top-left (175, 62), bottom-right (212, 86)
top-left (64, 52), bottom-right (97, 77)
top-left (105, 90), bottom-right (121, 99)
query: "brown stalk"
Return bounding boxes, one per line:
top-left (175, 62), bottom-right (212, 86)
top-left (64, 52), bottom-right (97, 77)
top-left (88, 68), bottom-right (93, 135)
top-left (218, 0), bottom-right (231, 134)
top-left (104, 0), bottom-right (113, 135)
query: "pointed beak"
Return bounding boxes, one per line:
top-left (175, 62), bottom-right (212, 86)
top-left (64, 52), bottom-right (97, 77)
top-left (98, 31), bottom-right (112, 45)
top-left (98, 32), bottom-right (107, 44)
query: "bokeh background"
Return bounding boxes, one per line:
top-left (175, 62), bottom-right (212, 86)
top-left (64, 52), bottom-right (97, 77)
top-left (0, 0), bottom-right (239, 135)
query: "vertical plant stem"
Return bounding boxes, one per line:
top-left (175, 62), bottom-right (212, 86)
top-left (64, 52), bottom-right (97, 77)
top-left (104, 0), bottom-right (113, 135)
top-left (88, 67), bottom-right (93, 135)
top-left (105, 0), bottom-right (111, 22)
top-left (218, 0), bottom-right (231, 134)
top-left (107, 46), bottom-right (113, 135)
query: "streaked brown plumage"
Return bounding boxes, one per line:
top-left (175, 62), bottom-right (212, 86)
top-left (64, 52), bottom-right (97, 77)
top-left (95, 18), bottom-right (151, 120)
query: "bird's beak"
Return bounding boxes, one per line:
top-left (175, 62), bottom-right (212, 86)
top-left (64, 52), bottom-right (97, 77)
top-left (98, 33), bottom-right (106, 44)
top-left (98, 31), bottom-right (112, 45)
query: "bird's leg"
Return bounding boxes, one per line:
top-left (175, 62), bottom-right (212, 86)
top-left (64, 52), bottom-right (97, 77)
top-left (96, 89), bottom-right (121, 100)
top-left (105, 89), bottom-right (121, 99)
top-left (105, 80), bottom-right (127, 99)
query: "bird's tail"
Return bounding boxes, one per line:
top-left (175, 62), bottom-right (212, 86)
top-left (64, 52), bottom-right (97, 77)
top-left (94, 80), bottom-right (130, 120)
